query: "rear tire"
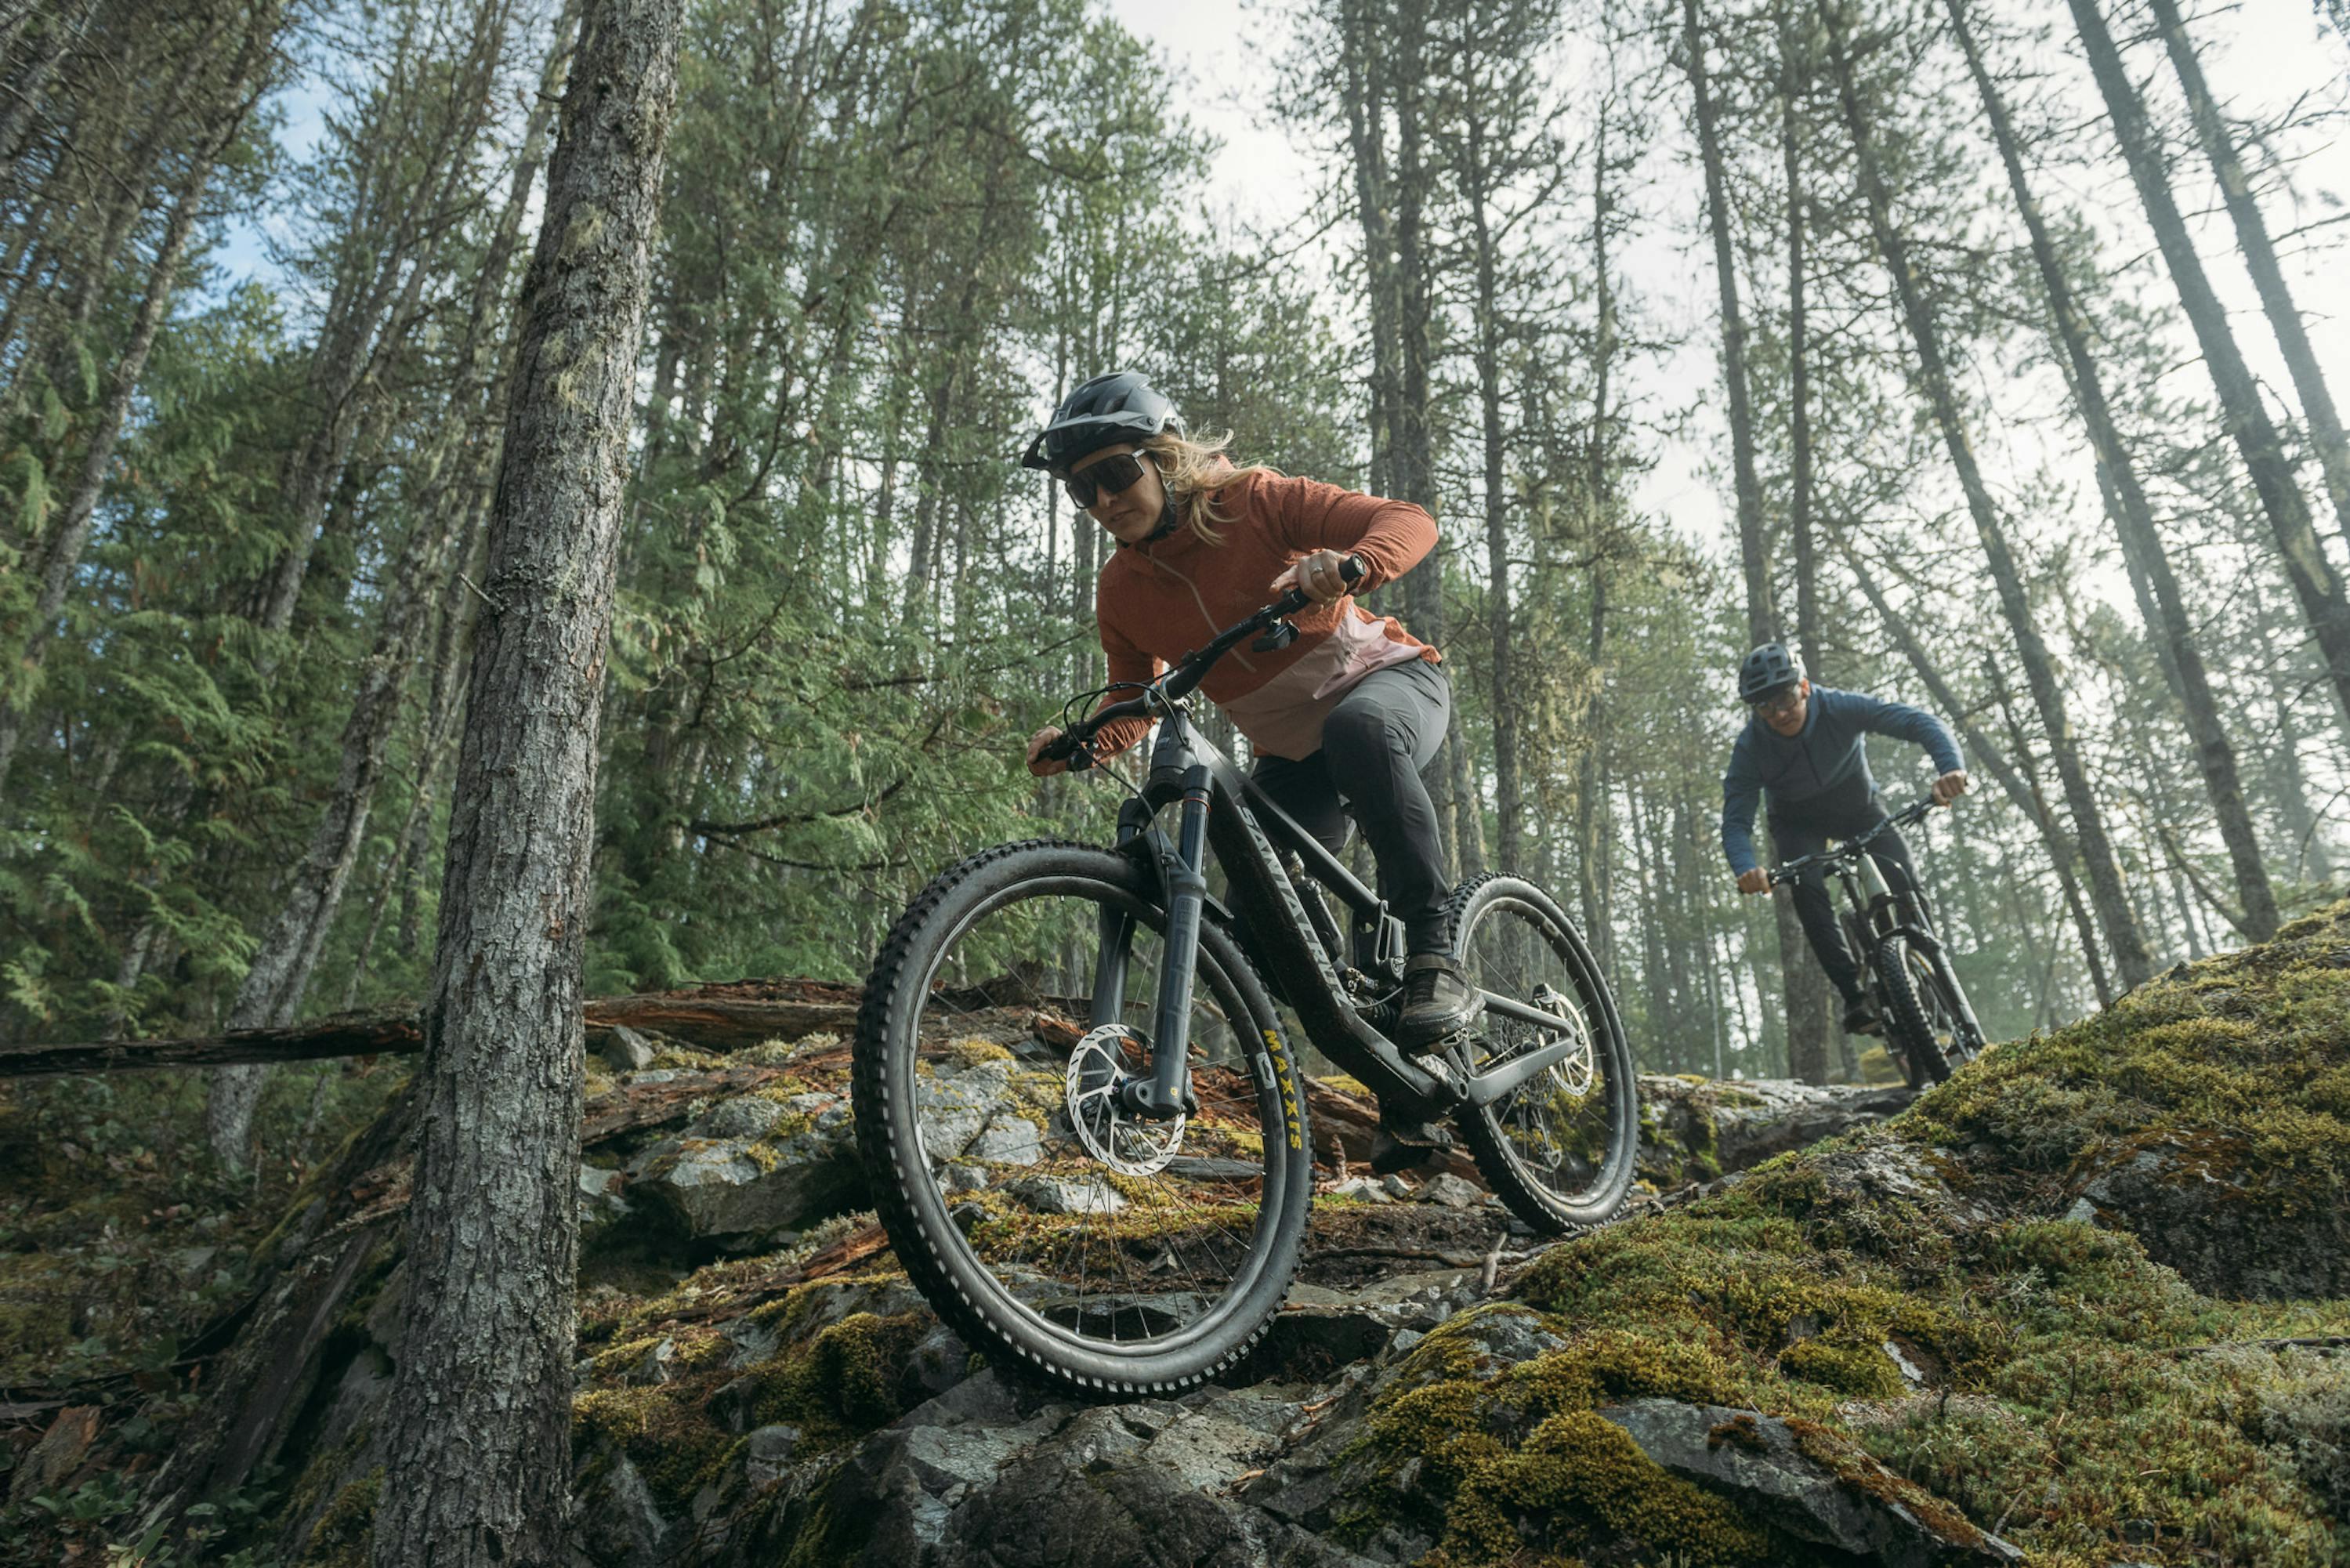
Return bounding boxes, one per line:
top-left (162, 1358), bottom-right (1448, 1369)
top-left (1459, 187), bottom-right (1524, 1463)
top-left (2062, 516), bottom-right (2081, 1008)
top-left (854, 839), bottom-right (1313, 1397)
top-left (1441, 874), bottom-right (1638, 1233)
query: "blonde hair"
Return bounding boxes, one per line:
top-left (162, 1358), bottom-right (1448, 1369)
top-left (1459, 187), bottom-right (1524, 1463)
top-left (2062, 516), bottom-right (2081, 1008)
top-left (1142, 431), bottom-right (1283, 545)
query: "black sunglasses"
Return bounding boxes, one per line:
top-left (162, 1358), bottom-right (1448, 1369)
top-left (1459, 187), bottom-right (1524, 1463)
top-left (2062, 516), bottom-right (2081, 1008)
top-left (1751, 685), bottom-right (1804, 717)
top-left (1062, 449), bottom-right (1156, 511)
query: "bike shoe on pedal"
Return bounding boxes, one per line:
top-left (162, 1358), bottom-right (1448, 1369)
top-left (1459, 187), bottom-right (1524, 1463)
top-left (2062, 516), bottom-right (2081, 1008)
top-left (1840, 990), bottom-right (1881, 1035)
top-left (1396, 952), bottom-right (1483, 1051)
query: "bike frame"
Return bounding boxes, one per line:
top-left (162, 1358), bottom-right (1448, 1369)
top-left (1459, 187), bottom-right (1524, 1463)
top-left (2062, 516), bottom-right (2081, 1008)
top-left (1095, 691), bottom-right (1581, 1124)
top-left (1796, 807), bottom-right (1986, 1055)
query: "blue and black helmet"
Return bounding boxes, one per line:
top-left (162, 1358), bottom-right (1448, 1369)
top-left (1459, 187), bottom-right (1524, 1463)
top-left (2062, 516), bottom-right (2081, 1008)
top-left (1737, 643), bottom-right (1805, 704)
top-left (1020, 371), bottom-right (1184, 474)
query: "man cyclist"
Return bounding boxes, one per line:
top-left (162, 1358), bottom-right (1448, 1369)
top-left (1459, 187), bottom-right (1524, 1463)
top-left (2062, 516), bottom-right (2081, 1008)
top-left (1721, 644), bottom-right (1969, 1034)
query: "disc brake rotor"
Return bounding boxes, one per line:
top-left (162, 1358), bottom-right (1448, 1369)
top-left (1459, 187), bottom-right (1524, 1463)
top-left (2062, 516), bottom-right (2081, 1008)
top-left (1527, 983), bottom-right (1596, 1096)
top-left (1065, 1023), bottom-right (1186, 1177)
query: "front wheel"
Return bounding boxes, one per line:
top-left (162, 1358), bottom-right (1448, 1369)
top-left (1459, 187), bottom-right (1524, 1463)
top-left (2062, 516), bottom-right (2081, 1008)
top-left (853, 840), bottom-right (1313, 1397)
top-left (1874, 937), bottom-right (1966, 1085)
top-left (1443, 874), bottom-right (1639, 1233)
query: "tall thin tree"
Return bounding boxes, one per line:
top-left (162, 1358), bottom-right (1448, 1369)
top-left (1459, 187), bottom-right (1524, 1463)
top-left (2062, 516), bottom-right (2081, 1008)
top-left (368, 0), bottom-right (682, 1559)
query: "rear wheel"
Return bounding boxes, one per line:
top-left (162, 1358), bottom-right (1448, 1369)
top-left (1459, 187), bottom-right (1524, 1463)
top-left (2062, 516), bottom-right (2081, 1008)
top-left (854, 840), bottom-right (1313, 1397)
top-left (1443, 874), bottom-right (1638, 1233)
top-left (1874, 938), bottom-right (1964, 1085)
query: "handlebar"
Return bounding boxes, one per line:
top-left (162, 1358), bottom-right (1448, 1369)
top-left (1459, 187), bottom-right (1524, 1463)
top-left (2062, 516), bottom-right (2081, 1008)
top-left (1764, 793), bottom-right (1942, 887)
top-left (1041, 554), bottom-right (1367, 770)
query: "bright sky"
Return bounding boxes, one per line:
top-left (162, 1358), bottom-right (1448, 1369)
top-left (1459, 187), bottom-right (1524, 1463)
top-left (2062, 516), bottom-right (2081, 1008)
top-left (1106, 0), bottom-right (2350, 567)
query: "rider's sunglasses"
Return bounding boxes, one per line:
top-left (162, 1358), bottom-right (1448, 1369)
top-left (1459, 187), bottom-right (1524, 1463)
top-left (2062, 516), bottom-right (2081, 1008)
top-left (1062, 449), bottom-right (1157, 511)
top-left (1751, 685), bottom-right (1804, 717)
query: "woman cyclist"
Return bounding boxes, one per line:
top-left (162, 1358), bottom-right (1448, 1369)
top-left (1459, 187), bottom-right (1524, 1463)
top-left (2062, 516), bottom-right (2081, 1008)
top-left (1019, 369), bottom-right (1477, 1055)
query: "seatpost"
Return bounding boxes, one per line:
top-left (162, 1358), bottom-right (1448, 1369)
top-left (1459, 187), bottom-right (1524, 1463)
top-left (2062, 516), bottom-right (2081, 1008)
top-left (1129, 762), bottom-right (1211, 1121)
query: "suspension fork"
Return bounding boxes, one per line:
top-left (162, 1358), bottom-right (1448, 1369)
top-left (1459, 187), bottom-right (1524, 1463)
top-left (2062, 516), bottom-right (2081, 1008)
top-left (1090, 799), bottom-right (1150, 1028)
top-left (1124, 764), bottom-right (1211, 1121)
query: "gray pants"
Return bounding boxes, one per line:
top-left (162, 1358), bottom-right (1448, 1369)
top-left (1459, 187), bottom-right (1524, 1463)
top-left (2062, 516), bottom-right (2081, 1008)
top-left (1247, 661), bottom-right (1454, 952)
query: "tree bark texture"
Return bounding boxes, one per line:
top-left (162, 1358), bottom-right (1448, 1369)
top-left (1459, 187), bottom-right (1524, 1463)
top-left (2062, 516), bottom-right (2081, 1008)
top-left (368, 0), bottom-right (681, 1562)
top-left (2069, 0), bottom-right (2350, 737)
top-left (1946, 0), bottom-right (2276, 942)
top-left (1825, 0), bottom-right (2155, 991)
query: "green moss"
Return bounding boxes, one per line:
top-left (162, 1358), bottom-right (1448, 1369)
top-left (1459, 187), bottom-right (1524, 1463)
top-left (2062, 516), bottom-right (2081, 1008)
top-left (1778, 1339), bottom-right (1906, 1399)
top-left (573, 1382), bottom-right (737, 1514)
top-left (295, 1470), bottom-right (382, 1568)
top-left (741, 1310), bottom-right (928, 1449)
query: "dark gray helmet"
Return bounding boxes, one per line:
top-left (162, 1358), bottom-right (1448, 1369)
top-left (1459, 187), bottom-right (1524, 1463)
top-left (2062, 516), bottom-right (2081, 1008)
top-left (1738, 643), bottom-right (1805, 703)
top-left (1020, 371), bottom-right (1184, 474)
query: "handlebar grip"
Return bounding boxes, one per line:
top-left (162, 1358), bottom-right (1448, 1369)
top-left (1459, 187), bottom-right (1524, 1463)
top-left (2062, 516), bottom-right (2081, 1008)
top-left (1339, 552), bottom-right (1366, 584)
top-left (1040, 730), bottom-right (1089, 770)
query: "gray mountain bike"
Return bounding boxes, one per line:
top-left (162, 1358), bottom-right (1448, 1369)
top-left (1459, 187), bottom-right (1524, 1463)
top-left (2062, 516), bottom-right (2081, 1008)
top-left (1765, 794), bottom-right (1985, 1088)
top-left (853, 561), bottom-right (1638, 1396)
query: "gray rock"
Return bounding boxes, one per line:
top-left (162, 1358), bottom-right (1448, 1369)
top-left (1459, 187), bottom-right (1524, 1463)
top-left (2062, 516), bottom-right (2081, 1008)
top-left (629, 1126), bottom-right (864, 1243)
top-left (1417, 1173), bottom-right (1483, 1209)
top-left (571, 1450), bottom-right (668, 1568)
top-left (1593, 1398), bottom-right (2025, 1566)
top-left (1324, 1175), bottom-right (1392, 1204)
top-left (914, 1061), bottom-right (1016, 1161)
top-left (1379, 1174), bottom-right (1414, 1200)
top-left (744, 1423), bottom-right (804, 1489)
top-left (899, 1324), bottom-right (975, 1406)
top-left (625, 1338), bottom-right (678, 1386)
top-left (966, 1116), bottom-right (1042, 1166)
top-left (692, 1096), bottom-right (786, 1141)
top-left (598, 1025), bottom-right (659, 1073)
top-left (940, 1162), bottom-right (990, 1192)
top-left (1008, 1174), bottom-right (1126, 1215)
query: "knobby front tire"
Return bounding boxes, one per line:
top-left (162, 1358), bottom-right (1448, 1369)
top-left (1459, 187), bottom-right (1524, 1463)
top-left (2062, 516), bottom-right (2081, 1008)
top-left (1874, 937), bottom-right (1959, 1086)
top-left (853, 840), bottom-right (1313, 1398)
top-left (1442, 874), bottom-right (1639, 1233)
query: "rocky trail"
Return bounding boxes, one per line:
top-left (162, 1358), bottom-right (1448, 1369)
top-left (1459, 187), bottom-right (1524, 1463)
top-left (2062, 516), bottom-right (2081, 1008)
top-left (3, 904), bottom-right (2348, 1566)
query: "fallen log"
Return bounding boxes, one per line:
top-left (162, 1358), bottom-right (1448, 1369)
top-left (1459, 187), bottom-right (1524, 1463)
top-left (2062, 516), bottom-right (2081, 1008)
top-left (0, 980), bottom-right (862, 1079)
top-left (0, 1008), bottom-right (424, 1079)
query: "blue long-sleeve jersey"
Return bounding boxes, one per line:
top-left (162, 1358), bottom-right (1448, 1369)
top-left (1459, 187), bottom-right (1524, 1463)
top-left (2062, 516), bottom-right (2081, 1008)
top-left (1720, 686), bottom-right (1963, 876)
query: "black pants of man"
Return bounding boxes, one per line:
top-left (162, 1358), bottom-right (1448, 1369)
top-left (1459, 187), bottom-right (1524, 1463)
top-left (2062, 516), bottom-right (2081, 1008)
top-left (1247, 660), bottom-right (1454, 954)
top-left (1771, 788), bottom-right (1921, 1003)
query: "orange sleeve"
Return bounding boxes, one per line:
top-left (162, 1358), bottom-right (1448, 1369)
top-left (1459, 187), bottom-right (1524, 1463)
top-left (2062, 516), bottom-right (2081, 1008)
top-left (1084, 600), bottom-right (1161, 763)
top-left (1246, 473), bottom-right (1436, 591)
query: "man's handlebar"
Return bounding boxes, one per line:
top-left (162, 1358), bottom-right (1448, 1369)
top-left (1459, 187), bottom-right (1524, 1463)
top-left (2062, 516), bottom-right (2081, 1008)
top-left (1763, 793), bottom-right (1942, 888)
top-left (1041, 555), bottom-right (1366, 770)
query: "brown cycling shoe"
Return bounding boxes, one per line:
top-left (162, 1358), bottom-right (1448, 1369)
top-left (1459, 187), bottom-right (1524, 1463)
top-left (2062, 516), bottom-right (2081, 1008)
top-left (1396, 952), bottom-right (1484, 1052)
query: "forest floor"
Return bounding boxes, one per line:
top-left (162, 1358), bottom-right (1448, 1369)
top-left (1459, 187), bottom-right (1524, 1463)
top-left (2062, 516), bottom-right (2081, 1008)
top-left (0, 901), bottom-right (2345, 1566)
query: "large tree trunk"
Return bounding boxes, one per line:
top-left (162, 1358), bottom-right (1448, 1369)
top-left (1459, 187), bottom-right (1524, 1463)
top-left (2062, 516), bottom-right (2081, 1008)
top-left (1825, 0), bottom-right (2154, 991)
top-left (1686, 0), bottom-right (1830, 1082)
top-left (2147, 0), bottom-right (2350, 551)
top-left (2069, 0), bottom-right (2350, 737)
top-left (368, 1), bottom-right (681, 1561)
top-left (0, 11), bottom-right (277, 795)
top-left (1946, 0), bottom-right (2276, 942)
